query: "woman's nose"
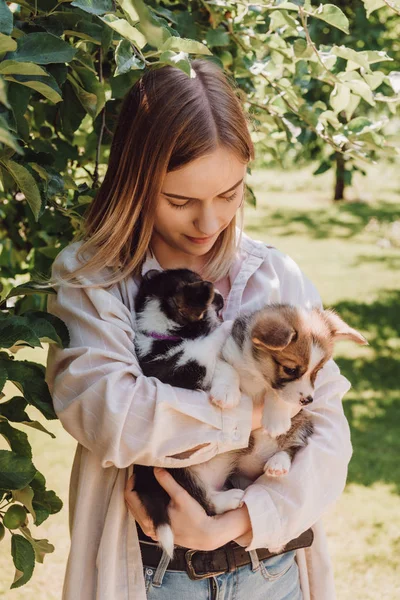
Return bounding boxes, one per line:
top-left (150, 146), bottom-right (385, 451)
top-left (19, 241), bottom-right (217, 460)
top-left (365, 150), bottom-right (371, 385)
top-left (194, 207), bottom-right (219, 236)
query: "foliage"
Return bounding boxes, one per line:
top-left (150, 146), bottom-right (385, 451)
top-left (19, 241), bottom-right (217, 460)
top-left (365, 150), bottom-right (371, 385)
top-left (0, 0), bottom-right (399, 588)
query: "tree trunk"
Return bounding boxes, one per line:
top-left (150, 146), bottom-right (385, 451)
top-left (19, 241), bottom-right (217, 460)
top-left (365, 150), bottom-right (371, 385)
top-left (334, 152), bottom-right (346, 201)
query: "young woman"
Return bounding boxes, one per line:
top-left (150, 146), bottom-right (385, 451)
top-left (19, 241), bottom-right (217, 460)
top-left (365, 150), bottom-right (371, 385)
top-left (45, 59), bottom-right (352, 600)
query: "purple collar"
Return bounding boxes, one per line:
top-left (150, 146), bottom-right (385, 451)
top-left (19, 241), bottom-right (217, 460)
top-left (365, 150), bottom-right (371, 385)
top-left (147, 331), bottom-right (182, 342)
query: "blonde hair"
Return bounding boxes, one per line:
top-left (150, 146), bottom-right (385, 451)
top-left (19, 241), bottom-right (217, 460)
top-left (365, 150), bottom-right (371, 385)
top-left (43, 58), bottom-right (255, 289)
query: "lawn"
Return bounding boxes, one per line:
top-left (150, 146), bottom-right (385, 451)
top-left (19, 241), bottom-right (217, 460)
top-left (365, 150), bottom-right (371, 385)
top-left (1, 161), bottom-right (399, 599)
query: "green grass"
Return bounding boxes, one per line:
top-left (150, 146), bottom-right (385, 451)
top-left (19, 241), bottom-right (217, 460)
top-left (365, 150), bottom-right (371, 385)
top-left (1, 161), bottom-right (399, 598)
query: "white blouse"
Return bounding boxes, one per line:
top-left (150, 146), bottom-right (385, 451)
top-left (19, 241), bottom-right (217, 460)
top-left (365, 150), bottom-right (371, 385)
top-left (45, 231), bottom-right (352, 600)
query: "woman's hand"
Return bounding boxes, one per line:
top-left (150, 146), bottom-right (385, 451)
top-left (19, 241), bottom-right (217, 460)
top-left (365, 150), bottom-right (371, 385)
top-left (124, 472), bottom-right (159, 539)
top-left (124, 468), bottom-right (220, 551)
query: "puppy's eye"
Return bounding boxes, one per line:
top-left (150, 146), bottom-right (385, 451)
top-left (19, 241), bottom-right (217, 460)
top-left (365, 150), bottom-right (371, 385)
top-left (283, 366), bottom-right (297, 376)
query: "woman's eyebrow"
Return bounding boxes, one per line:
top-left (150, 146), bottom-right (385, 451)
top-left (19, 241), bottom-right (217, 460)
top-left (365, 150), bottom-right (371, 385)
top-left (162, 177), bottom-right (244, 201)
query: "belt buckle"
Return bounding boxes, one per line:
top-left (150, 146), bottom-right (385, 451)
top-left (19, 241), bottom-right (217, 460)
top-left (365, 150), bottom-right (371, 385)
top-left (185, 549), bottom-right (226, 581)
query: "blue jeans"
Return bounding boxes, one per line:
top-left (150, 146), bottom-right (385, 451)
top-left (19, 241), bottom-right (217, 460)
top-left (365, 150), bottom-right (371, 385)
top-left (142, 549), bottom-right (302, 599)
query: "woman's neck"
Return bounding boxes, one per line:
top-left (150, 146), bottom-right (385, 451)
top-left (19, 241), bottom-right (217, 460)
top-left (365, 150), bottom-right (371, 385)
top-left (149, 238), bottom-right (208, 275)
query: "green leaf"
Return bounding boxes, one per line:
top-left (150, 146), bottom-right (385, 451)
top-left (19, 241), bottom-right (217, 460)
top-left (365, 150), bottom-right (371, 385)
top-left (310, 4), bottom-right (349, 34)
top-left (206, 28), bottom-right (230, 48)
top-left (0, 396), bottom-right (56, 438)
top-left (338, 71), bottom-right (375, 106)
top-left (0, 420), bottom-right (32, 458)
top-left (0, 74), bottom-right (9, 107)
top-left (31, 485), bottom-right (63, 526)
top-left (4, 74), bottom-right (62, 104)
top-left (313, 160), bottom-right (332, 176)
top-left (1, 160), bottom-right (41, 220)
top-left (160, 37), bottom-right (212, 56)
top-left (388, 71), bottom-right (400, 94)
top-left (12, 487), bottom-right (36, 523)
top-left (363, 71), bottom-right (385, 91)
top-left (10, 32), bottom-right (77, 64)
top-left (0, 364), bottom-right (7, 393)
top-left (330, 83), bottom-right (351, 114)
top-left (114, 39), bottom-right (144, 76)
top-left (344, 93), bottom-right (361, 121)
top-left (70, 0), bottom-right (114, 15)
top-left (116, 0), bottom-right (139, 24)
top-left (0, 358), bottom-right (57, 420)
top-left (0, 60), bottom-right (49, 77)
top-left (22, 310), bottom-right (70, 348)
top-left (11, 534), bottom-right (35, 588)
top-left (0, 121), bottom-right (23, 155)
top-left (67, 74), bottom-right (97, 119)
top-left (332, 46), bottom-right (369, 71)
top-left (0, 310), bottom-right (69, 350)
top-left (129, 0), bottom-right (170, 49)
top-left (0, 32), bottom-right (16, 53)
top-left (365, 50), bottom-right (393, 65)
top-left (347, 116), bottom-right (374, 134)
top-left (18, 524), bottom-right (54, 563)
top-left (0, 0), bottom-right (13, 35)
top-left (159, 50), bottom-right (191, 75)
top-left (5, 281), bottom-right (56, 300)
top-left (99, 14), bottom-right (147, 49)
top-left (70, 66), bottom-right (105, 118)
top-left (361, 0), bottom-right (386, 17)
top-left (0, 450), bottom-right (36, 490)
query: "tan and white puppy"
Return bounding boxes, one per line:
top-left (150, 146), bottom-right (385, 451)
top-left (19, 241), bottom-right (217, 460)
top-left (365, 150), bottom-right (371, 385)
top-left (209, 304), bottom-right (367, 480)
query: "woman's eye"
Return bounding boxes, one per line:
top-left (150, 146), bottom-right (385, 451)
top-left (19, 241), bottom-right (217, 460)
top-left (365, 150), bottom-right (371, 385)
top-left (167, 200), bottom-right (190, 210)
top-left (283, 366), bottom-right (298, 376)
top-left (223, 190), bottom-right (239, 202)
top-left (166, 190), bottom-right (239, 209)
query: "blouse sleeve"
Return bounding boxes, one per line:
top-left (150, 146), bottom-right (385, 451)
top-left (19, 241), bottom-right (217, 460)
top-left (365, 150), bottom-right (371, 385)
top-left (235, 249), bottom-right (353, 551)
top-left (45, 246), bottom-right (253, 470)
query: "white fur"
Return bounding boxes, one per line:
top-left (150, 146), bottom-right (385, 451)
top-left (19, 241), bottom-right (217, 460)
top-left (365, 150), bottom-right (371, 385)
top-left (237, 429), bottom-right (280, 480)
top-left (264, 451), bottom-right (291, 477)
top-left (280, 342), bottom-right (325, 406)
top-left (156, 523), bottom-right (175, 559)
top-left (136, 298), bottom-right (179, 334)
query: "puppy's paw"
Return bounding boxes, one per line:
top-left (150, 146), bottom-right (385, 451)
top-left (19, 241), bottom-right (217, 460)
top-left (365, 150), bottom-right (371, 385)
top-left (210, 382), bottom-right (241, 409)
top-left (210, 489), bottom-right (245, 514)
top-left (263, 452), bottom-right (291, 477)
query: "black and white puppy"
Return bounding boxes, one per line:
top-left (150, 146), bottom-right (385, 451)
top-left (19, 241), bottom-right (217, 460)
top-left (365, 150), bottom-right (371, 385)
top-left (133, 269), bottom-right (242, 558)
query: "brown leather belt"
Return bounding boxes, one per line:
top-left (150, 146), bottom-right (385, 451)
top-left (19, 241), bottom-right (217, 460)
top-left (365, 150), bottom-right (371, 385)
top-left (137, 523), bottom-right (314, 580)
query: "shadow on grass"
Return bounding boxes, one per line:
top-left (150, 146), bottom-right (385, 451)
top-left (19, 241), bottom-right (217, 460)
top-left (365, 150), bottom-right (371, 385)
top-left (246, 200), bottom-right (400, 240)
top-left (332, 290), bottom-right (400, 493)
top-left (353, 254), bottom-right (400, 270)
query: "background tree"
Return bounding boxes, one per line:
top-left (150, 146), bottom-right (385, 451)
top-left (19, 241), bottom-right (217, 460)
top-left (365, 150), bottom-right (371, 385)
top-left (0, 0), bottom-right (398, 588)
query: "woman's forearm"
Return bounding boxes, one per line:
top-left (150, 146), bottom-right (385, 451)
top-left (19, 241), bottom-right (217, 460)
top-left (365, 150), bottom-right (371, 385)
top-left (211, 504), bottom-right (253, 549)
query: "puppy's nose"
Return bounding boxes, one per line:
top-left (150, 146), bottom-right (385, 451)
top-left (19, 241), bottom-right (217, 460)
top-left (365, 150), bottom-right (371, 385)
top-left (300, 396), bottom-right (313, 406)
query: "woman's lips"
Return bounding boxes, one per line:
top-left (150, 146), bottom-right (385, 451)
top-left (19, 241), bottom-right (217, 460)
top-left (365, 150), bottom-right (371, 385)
top-left (184, 234), bottom-right (215, 244)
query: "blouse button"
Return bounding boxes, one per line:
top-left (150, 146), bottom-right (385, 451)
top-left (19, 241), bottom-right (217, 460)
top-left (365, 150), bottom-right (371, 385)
top-left (232, 428), bottom-right (240, 441)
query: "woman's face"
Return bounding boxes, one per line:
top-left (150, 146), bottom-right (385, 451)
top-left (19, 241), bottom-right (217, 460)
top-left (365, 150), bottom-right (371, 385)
top-left (151, 146), bottom-right (247, 268)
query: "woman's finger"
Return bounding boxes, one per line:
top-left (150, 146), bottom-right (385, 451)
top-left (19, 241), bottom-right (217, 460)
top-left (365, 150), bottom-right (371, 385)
top-left (153, 467), bottom-right (190, 504)
top-left (125, 474), bottom-right (135, 495)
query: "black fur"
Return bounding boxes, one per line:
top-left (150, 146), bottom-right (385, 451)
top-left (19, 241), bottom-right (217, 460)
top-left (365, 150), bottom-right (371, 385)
top-left (231, 315), bottom-right (249, 350)
top-left (133, 269), bottom-right (224, 543)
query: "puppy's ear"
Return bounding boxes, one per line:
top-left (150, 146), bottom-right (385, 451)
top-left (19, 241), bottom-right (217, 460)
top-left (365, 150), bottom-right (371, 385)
top-left (143, 269), bottom-right (160, 282)
top-left (323, 309), bottom-right (368, 345)
top-left (251, 314), bottom-right (297, 351)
